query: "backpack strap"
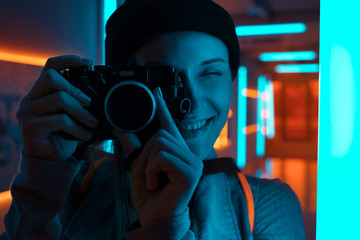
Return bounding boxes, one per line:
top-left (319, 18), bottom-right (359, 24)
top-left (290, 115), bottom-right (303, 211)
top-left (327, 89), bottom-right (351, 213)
top-left (203, 157), bottom-right (255, 234)
top-left (235, 171), bottom-right (254, 234)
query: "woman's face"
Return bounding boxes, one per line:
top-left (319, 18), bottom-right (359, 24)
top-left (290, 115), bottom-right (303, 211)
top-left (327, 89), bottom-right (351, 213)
top-left (133, 31), bottom-right (233, 160)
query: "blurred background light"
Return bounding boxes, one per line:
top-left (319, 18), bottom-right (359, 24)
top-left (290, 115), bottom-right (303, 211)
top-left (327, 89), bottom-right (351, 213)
top-left (317, 0), bottom-right (360, 239)
top-left (275, 64), bottom-right (319, 73)
top-left (0, 51), bottom-right (46, 66)
top-left (104, 0), bottom-right (117, 33)
top-left (259, 51), bottom-right (317, 62)
top-left (236, 22), bottom-right (307, 36)
top-left (237, 66), bottom-right (248, 168)
top-left (264, 80), bottom-right (275, 139)
top-left (256, 75), bottom-right (267, 157)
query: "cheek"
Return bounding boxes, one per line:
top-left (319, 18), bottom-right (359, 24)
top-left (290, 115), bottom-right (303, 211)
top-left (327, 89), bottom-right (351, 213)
top-left (214, 83), bottom-right (232, 114)
top-left (206, 81), bottom-right (232, 125)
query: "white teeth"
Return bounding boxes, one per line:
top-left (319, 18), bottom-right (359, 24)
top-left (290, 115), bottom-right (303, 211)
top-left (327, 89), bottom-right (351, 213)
top-left (180, 120), bottom-right (207, 131)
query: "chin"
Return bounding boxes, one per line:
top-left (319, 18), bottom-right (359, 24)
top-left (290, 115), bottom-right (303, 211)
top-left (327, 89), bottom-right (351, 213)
top-left (185, 138), bottom-right (217, 160)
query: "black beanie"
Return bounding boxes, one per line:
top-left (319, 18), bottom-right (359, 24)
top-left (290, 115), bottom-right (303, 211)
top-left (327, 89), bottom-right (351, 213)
top-left (105, 0), bottom-right (240, 78)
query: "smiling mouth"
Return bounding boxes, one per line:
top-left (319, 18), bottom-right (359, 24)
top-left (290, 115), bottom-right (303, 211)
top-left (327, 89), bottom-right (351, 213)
top-left (179, 119), bottom-right (207, 131)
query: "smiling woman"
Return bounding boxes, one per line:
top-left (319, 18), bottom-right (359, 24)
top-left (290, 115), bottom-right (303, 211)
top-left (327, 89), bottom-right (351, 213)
top-left (132, 31), bottom-right (233, 160)
top-left (1, 0), bottom-right (305, 239)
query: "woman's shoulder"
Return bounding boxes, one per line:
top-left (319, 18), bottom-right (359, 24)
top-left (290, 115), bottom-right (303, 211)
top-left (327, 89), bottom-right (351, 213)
top-left (245, 175), bottom-right (296, 201)
top-left (243, 175), bottom-right (301, 213)
top-left (243, 175), bottom-right (305, 238)
top-left (227, 172), bottom-right (297, 202)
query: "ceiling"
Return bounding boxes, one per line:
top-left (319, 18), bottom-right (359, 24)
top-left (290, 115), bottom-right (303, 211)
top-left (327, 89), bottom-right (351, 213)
top-left (214, 0), bottom-right (320, 77)
top-left (215, 0), bottom-right (319, 18)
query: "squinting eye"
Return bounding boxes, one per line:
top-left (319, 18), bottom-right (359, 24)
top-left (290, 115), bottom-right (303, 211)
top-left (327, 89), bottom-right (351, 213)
top-left (201, 71), bottom-right (223, 77)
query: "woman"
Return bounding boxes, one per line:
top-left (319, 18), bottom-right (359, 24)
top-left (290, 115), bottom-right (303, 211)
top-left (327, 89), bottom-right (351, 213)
top-left (1, 0), bottom-right (305, 239)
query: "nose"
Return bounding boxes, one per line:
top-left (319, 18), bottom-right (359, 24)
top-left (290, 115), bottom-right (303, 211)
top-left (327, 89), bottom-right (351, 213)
top-left (181, 73), bottom-right (202, 114)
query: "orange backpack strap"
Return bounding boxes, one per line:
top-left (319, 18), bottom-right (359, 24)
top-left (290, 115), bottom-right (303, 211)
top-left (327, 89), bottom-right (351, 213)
top-left (79, 155), bottom-right (112, 199)
top-left (202, 158), bottom-right (255, 234)
top-left (236, 171), bottom-right (254, 234)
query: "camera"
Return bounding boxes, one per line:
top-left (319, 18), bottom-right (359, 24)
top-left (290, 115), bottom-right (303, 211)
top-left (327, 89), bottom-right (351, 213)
top-left (62, 65), bottom-right (191, 142)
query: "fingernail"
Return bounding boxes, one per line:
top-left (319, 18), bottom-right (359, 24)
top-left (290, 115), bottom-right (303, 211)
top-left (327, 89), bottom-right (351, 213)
top-left (154, 87), bottom-right (163, 99)
top-left (79, 92), bottom-right (91, 106)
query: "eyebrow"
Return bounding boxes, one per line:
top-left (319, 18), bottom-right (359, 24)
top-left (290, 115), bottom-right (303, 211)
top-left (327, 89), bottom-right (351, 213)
top-left (201, 58), bottom-right (227, 66)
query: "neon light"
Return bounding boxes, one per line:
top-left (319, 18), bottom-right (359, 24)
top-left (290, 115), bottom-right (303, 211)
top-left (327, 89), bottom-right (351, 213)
top-left (265, 80), bottom-right (275, 139)
top-left (237, 66), bottom-right (248, 168)
top-left (259, 51), bottom-right (317, 61)
top-left (265, 158), bottom-right (273, 178)
top-left (102, 0), bottom-right (117, 64)
top-left (275, 64), bottom-right (319, 73)
top-left (0, 190), bottom-right (11, 201)
top-left (242, 124), bottom-right (258, 135)
top-left (329, 45), bottom-right (354, 157)
top-left (256, 75), bottom-right (266, 157)
top-left (241, 88), bottom-right (259, 98)
top-left (0, 51), bottom-right (47, 66)
top-left (104, 0), bottom-right (117, 32)
top-left (317, 0), bottom-right (360, 238)
top-left (261, 109), bottom-right (270, 119)
top-left (236, 22), bottom-right (307, 36)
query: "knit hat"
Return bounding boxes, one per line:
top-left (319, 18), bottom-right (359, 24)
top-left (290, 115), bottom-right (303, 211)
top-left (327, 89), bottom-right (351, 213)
top-left (105, 0), bottom-right (240, 78)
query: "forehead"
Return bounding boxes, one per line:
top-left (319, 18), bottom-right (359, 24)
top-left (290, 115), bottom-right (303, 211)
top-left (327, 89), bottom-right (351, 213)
top-left (134, 31), bottom-right (229, 66)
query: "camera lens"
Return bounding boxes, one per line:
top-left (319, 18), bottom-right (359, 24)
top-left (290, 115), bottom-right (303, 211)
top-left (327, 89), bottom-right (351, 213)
top-left (105, 81), bottom-right (156, 132)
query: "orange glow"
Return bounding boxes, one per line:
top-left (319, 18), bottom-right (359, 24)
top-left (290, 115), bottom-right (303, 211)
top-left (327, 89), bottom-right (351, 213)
top-left (242, 124), bottom-right (258, 134)
top-left (0, 50), bottom-right (47, 66)
top-left (214, 120), bottom-right (232, 149)
top-left (228, 109), bottom-right (233, 118)
top-left (272, 158), bottom-right (309, 211)
top-left (0, 190), bottom-right (11, 202)
top-left (214, 109), bottom-right (233, 150)
top-left (241, 88), bottom-right (259, 98)
top-left (0, 190), bottom-right (12, 232)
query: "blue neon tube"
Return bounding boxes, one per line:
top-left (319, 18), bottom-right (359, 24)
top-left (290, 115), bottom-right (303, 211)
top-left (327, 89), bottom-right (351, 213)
top-left (237, 66), bottom-right (248, 168)
top-left (256, 75), bottom-right (266, 157)
top-left (236, 22), bottom-right (307, 36)
top-left (275, 64), bottom-right (319, 73)
top-left (259, 51), bottom-right (317, 62)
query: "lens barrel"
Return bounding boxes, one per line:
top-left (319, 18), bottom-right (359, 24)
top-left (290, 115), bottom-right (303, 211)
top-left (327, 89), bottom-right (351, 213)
top-left (105, 81), bottom-right (156, 132)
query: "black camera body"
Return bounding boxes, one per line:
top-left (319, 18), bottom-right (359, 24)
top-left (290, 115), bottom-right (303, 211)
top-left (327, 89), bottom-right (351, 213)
top-left (62, 65), bottom-right (191, 142)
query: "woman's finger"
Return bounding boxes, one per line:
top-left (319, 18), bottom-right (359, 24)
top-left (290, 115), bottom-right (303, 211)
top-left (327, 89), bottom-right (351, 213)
top-left (22, 68), bottom-right (92, 108)
top-left (153, 87), bottom-right (189, 150)
top-left (22, 55), bottom-right (92, 107)
top-left (42, 55), bottom-right (92, 72)
top-left (18, 91), bottom-right (99, 129)
top-left (22, 113), bottom-right (93, 142)
top-left (144, 130), bottom-right (195, 166)
top-left (145, 151), bottom-right (198, 191)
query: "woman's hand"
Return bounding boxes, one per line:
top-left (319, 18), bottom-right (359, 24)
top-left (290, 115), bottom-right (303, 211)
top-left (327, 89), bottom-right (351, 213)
top-left (113, 88), bottom-right (203, 227)
top-left (16, 55), bottom-right (99, 162)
